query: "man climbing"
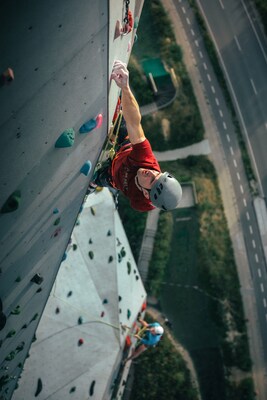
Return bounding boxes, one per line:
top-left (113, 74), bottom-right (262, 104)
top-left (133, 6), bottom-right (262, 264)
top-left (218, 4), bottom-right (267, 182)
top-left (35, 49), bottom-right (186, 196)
top-left (125, 317), bottom-right (164, 362)
top-left (89, 60), bottom-right (182, 212)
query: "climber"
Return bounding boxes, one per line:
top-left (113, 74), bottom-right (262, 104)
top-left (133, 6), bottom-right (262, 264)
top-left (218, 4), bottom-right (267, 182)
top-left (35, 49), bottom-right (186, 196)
top-left (88, 60), bottom-right (182, 212)
top-left (125, 318), bottom-right (164, 362)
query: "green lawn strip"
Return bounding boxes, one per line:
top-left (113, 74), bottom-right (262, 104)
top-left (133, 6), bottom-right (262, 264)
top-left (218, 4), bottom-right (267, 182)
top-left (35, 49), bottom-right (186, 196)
top-left (130, 0), bottom-right (204, 149)
top-left (129, 316), bottom-right (198, 400)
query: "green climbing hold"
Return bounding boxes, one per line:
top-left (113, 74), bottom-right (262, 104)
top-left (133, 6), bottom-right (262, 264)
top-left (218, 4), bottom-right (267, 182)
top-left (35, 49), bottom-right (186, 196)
top-left (120, 247), bottom-right (126, 257)
top-left (90, 207), bottom-right (95, 216)
top-left (70, 387), bottom-right (76, 393)
top-left (127, 262), bottom-right (131, 275)
top-left (31, 313), bottom-right (38, 322)
top-left (107, 230), bottom-right (111, 236)
top-left (35, 378), bottom-right (43, 397)
top-left (6, 330), bottom-right (16, 338)
top-left (55, 129), bottom-right (75, 148)
top-left (73, 244), bottom-right (77, 251)
top-left (1, 190), bottom-right (21, 213)
top-left (108, 255), bottom-right (113, 263)
top-left (78, 317), bottom-right (83, 325)
top-left (127, 309), bottom-right (131, 319)
top-left (54, 217), bottom-right (61, 226)
top-left (134, 16), bottom-right (139, 29)
top-left (88, 251), bottom-right (94, 260)
top-left (5, 351), bottom-right (16, 361)
top-left (11, 305), bottom-right (21, 315)
top-left (15, 276), bottom-right (21, 282)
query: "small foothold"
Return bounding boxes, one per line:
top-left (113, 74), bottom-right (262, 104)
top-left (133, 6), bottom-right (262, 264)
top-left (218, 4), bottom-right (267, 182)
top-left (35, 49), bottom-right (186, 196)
top-left (89, 380), bottom-right (96, 397)
top-left (118, 253), bottom-right (122, 263)
top-left (78, 317), bottom-right (83, 325)
top-left (15, 276), bottom-right (21, 283)
top-left (103, 299), bottom-right (108, 304)
top-left (95, 113), bottom-right (103, 128)
top-left (67, 291), bottom-right (72, 297)
top-left (80, 160), bottom-right (92, 176)
top-left (1, 68), bottom-right (14, 86)
top-left (134, 17), bottom-right (139, 29)
top-left (53, 208), bottom-right (59, 214)
top-left (1, 190), bottom-right (21, 213)
top-left (79, 205), bottom-right (83, 213)
top-left (120, 247), bottom-right (126, 257)
top-left (79, 119), bottom-right (97, 134)
top-left (31, 274), bottom-right (43, 285)
top-left (55, 307), bottom-right (60, 314)
top-left (119, 308), bottom-right (122, 314)
top-left (61, 252), bottom-right (67, 261)
top-left (73, 244), bottom-right (77, 251)
top-left (75, 219), bottom-right (80, 226)
top-left (90, 207), bottom-right (95, 216)
top-left (127, 40), bottom-right (131, 52)
top-left (35, 378), bottom-right (43, 397)
top-left (88, 251), bottom-right (94, 260)
top-left (55, 129), bottom-right (75, 148)
top-left (89, 238), bottom-right (93, 244)
top-left (6, 330), bottom-right (16, 338)
top-left (108, 255), bottom-right (113, 263)
top-left (54, 217), bottom-right (61, 225)
top-left (136, 276), bottom-right (139, 280)
top-left (70, 387), bottom-right (76, 393)
top-left (31, 313), bottom-right (39, 322)
top-left (114, 20), bottom-right (122, 39)
top-left (52, 227), bottom-right (61, 238)
top-left (21, 324), bottom-right (27, 329)
top-left (127, 309), bottom-right (131, 319)
top-left (101, 311), bottom-right (105, 318)
top-left (36, 288), bottom-right (42, 293)
top-left (127, 261), bottom-right (131, 275)
top-left (11, 306), bottom-right (21, 315)
top-left (78, 338), bottom-right (84, 346)
top-left (134, 33), bottom-right (138, 43)
top-left (118, 296), bottom-right (122, 302)
top-left (5, 351), bottom-right (16, 361)
top-left (107, 230), bottom-right (111, 236)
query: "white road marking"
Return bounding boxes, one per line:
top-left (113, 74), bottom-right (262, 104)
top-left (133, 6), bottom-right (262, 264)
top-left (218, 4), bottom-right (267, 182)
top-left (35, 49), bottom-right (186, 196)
top-left (226, 134), bottom-right (230, 142)
top-left (252, 239), bottom-right (256, 248)
top-left (237, 172), bottom-right (240, 180)
top-left (263, 298), bottom-right (267, 308)
top-left (211, 85), bottom-right (215, 93)
top-left (260, 283), bottom-right (264, 292)
top-left (255, 253), bottom-right (259, 262)
top-left (234, 35), bottom-right (242, 51)
top-left (186, 17), bottom-right (191, 25)
top-left (215, 97), bottom-right (219, 105)
top-left (240, 185), bottom-right (244, 194)
top-left (207, 73), bottom-right (211, 81)
top-left (243, 198), bottom-right (247, 207)
top-left (233, 159), bottom-right (237, 167)
top-left (250, 78), bottom-right (258, 95)
top-left (246, 211), bottom-right (250, 221)
top-left (182, 6), bottom-right (186, 14)
top-left (219, 0), bottom-right (225, 10)
top-left (195, 40), bottom-right (199, 47)
top-left (230, 146), bottom-right (234, 155)
top-left (219, 109), bottom-right (223, 117)
top-left (258, 268), bottom-right (262, 278)
top-left (203, 62), bottom-right (207, 70)
top-left (223, 122), bottom-right (227, 130)
top-left (249, 225), bottom-right (253, 234)
top-left (191, 29), bottom-right (195, 36)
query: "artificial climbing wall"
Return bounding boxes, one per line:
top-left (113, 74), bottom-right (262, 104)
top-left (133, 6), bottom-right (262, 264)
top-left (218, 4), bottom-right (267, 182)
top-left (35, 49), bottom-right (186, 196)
top-left (0, 0), bottom-right (144, 399)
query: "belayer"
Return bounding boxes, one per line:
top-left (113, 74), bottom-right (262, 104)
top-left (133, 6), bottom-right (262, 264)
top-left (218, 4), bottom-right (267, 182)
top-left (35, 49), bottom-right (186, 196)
top-left (88, 60), bottom-right (182, 212)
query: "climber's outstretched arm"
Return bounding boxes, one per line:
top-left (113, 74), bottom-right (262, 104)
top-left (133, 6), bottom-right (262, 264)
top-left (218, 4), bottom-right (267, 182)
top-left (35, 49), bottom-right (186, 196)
top-left (111, 60), bottom-right (145, 145)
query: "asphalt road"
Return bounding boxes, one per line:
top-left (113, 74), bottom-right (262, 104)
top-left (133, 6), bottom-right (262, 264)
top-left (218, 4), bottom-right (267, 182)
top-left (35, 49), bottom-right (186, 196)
top-left (168, 0), bottom-right (267, 396)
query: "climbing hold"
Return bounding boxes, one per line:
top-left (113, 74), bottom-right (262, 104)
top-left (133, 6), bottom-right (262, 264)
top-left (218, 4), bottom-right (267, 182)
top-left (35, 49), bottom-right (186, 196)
top-left (134, 16), bottom-right (139, 29)
top-left (78, 317), bottom-right (83, 325)
top-left (61, 252), bottom-right (67, 261)
top-left (21, 324), bottom-right (27, 329)
top-left (114, 20), bottom-right (122, 40)
top-left (124, 335), bottom-right (132, 349)
top-left (55, 128), bottom-right (75, 148)
top-left (107, 230), bottom-right (111, 236)
top-left (53, 208), bottom-right (59, 214)
top-left (6, 330), bottom-right (16, 338)
top-left (15, 276), bottom-right (21, 283)
top-left (89, 380), bottom-right (95, 397)
top-left (101, 311), bottom-right (105, 318)
top-left (118, 253), bottom-right (122, 263)
top-left (134, 33), bottom-right (138, 43)
top-left (54, 217), bottom-right (61, 226)
top-left (89, 238), bottom-right (93, 244)
top-left (88, 251), bottom-right (94, 260)
top-left (108, 255), bottom-right (113, 263)
top-left (73, 244), bottom-right (77, 251)
top-left (67, 291), bottom-right (72, 297)
top-left (141, 301), bottom-right (147, 312)
top-left (118, 296), bottom-right (122, 302)
top-left (136, 276), bottom-right (139, 280)
top-left (127, 40), bottom-right (131, 53)
top-left (32, 334), bottom-right (37, 343)
top-left (90, 207), bottom-right (95, 216)
top-left (52, 227), bottom-right (61, 238)
top-left (31, 313), bottom-right (38, 322)
top-left (127, 309), bottom-right (131, 319)
top-left (103, 299), bottom-right (108, 304)
top-left (119, 309), bottom-right (122, 314)
top-left (120, 247), bottom-right (126, 257)
top-left (34, 378), bottom-right (43, 397)
top-left (16, 342), bottom-right (25, 352)
top-left (70, 387), bottom-right (76, 393)
top-left (36, 288), bottom-right (42, 293)
top-left (11, 306), bottom-right (21, 315)
top-left (0, 67), bottom-right (14, 86)
top-left (80, 160), bottom-right (92, 176)
top-left (78, 338), bottom-right (84, 346)
top-left (79, 205), bottom-right (83, 213)
top-left (5, 351), bottom-right (16, 361)
top-left (75, 219), bottom-right (80, 226)
top-left (31, 274), bottom-right (43, 285)
top-left (127, 262), bottom-right (131, 275)
top-left (95, 113), bottom-right (103, 128)
top-left (1, 190), bottom-right (21, 213)
top-left (55, 307), bottom-right (60, 314)
top-left (79, 118), bottom-right (97, 134)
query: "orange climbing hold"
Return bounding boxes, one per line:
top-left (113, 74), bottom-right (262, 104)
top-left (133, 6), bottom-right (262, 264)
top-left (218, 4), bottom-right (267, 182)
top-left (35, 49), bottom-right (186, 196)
top-left (141, 301), bottom-right (147, 312)
top-left (124, 335), bottom-right (132, 349)
top-left (1, 68), bottom-right (14, 86)
top-left (95, 114), bottom-right (103, 128)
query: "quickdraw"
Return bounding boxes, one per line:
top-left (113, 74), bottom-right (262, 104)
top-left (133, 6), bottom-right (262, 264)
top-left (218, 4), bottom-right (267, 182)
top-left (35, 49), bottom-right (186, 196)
top-left (122, 0), bottom-right (133, 35)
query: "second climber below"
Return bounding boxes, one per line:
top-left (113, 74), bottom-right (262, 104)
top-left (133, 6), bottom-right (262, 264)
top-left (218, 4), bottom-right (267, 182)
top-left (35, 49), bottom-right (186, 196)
top-left (88, 60), bottom-right (182, 212)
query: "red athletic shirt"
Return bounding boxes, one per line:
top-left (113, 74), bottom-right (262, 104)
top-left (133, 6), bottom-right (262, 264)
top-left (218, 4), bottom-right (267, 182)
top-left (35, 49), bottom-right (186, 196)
top-left (111, 139), bottom-right (161, 212)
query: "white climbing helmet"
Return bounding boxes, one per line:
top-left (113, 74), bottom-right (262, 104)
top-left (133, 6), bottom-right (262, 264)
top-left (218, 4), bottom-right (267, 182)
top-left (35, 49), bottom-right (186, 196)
top-left (150, 172), bottom-right (182, 211)
top-left (154, 325), bottom-right (164, 335)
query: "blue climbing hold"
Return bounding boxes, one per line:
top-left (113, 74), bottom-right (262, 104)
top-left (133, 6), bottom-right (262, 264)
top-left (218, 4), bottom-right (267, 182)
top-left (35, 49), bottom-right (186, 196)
top-left (80, 160), bottom-right (92, 176)
top-left (79, 119), bottom-right (97, 134)
top-left (55, 129), bottom-right (75, 148)
top-left (62, 252), bottom-right (67, 261)
top-left (53, 208), bottom-right (59, 214)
